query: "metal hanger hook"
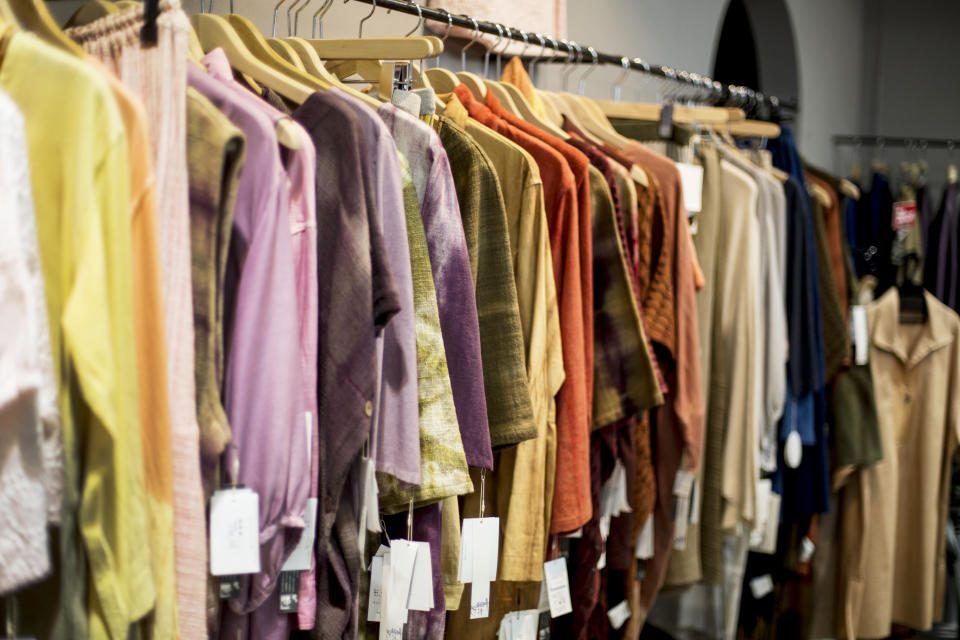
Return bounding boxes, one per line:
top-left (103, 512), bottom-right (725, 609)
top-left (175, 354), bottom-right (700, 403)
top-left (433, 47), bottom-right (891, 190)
top-left (613, 56), bottom-right (630, 101)
top-left (289, 0), bottom-right (310, 36)
top-left (272, 0), bottom-right (289, 37)
top-left (578, 46), bottom-right (598, 95)
top-left (403, 1), bottom-right (423, 37)
top-left (484, 24), bottom-right (504, 78)
top-left (496, 25), bottom-right (513, 78)
top-left (355, 0), bottom-right (377, 38)
top-left (560, 40), bottom-right (577, 91)
top-left (529, 33), bottom-right (547, 85)
top-left (312, 0), bottom-right (334, 38)
top-left (460, 15), bottom-right (481, 72)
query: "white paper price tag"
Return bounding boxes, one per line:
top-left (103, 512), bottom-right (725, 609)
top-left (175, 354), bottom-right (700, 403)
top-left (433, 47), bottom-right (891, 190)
top-left (851, 305), bottom-right (869, 365)
top-left (516, 610), bottom-right (539, 640)
top-left (607, 600), bottom-right (631, 630)
top-left (536, 577), bottom-right (550, 613)
top-left (597, 550), bottom-right (606, 570)
top-left (459, 517), bottom-right (499, 584)
top-left (677, 162), bottom-right (704, 214)
top-left (635, 515), bottom-right (654, 559)
top-left (378, 559), bottom-right (403, 640)
top-left (543, 557), bottom-right (572, 618)
top-left (799, 536), bottom-right (816, 563)
top-left (749, 574), bottom-right (774, 600)
top-left (209, 488), bottom-right (260, 576)
top-left (367, 553), bottom-right (386, 622)
top-left (470, 580), bottom-right (490, 619)
top-left (407, 541), bottom-right (434, 611)
top-left (364, 458), bottom-right (381, 533)
top-left (689, 480), bottom-right (701, 525)
top-left (385, 539), bottom-right (417, 629)
top-left (282, 497), bottom-right (318, 572)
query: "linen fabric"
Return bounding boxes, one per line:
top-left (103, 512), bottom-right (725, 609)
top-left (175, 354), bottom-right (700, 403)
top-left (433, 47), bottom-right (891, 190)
top-left (437, 116), bottom-right (537, 448)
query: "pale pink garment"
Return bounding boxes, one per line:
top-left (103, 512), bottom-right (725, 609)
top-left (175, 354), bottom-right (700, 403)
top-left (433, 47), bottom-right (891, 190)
top-left (66, 3), bottom-right (207, 636)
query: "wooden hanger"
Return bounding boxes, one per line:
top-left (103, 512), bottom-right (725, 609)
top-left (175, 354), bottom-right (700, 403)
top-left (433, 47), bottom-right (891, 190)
top-left (728, 119), bottom-right (780, 139)
top-left (65, 0), bottom-right (118, 28)
top-left (482, 78), bottom-right (519, 115)
top-left (7, 0), bottom-right (85, 55)
top-left (305, 37), bottom-right (435, 60)
top-left (840, 179), bottom-right (860, 201)
top-left (267, 37), bottom-right (307, 72)
top-left (225, 13), bottom-right (382, 109)
top-left (192, 13), bottom-right (314, 104)
top-left (424, 66), bottom-right (460, 93)
top-left (284, 36), bottom-right (355, 87)
top-left (808, 181), bottom-right (833, 208)
top-left (594, 100), bottom-right (733, 125)
top-left (536, 90), bottom-right (566, 127)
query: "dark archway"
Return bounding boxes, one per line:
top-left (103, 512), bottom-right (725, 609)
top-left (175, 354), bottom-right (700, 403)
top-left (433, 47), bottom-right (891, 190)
top-left (712, 0), bottom-right (800, 110)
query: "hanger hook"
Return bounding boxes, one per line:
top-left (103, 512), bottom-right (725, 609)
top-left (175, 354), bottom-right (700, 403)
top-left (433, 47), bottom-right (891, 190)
top-left (403, 1), bottom-right (423, 37)
top-left (273, 0), bottom-right (289, 37)
top-left (529, 33), bottom-right (547, 85)
top-left (460, 16), bottom-right (481, 72)
top-left (429, 8), bottom-right (454, 69)
top-left (312, 0), bottom-right (334, 38)
top-left (560, 40), bottom-right (577, 91)
top-left (289, 0), bottom-right (311, 36)
top-left (578, 45), bottom-right (598, 95)
top-left (484, 24), bottom-right (504, 78)
top-left (496, 25), bottom-right (512, 78)
top-left (287, 0), bottom-right (302, 35)
top-left (613, 56), bottom-right (629, 101)
top-left (517, 30), bottom-right (530, 64)
top-left (355, 0), bottom-right (377, 38)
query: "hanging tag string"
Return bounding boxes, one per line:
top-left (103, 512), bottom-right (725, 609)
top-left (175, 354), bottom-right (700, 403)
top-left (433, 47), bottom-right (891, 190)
top-left (479, 469), bottom-right (486, 522)
top-left (407, 498), bottom-right (414, 541)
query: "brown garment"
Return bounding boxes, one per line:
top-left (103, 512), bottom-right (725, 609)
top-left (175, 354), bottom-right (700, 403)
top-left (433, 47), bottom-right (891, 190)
top-left (807, 172), bottom-right (850, 318)
top-left (808, 177), bottom-right (852, 381)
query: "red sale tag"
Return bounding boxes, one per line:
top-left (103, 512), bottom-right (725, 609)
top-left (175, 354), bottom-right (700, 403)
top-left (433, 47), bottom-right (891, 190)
top-left (893, 201), bottom-right (917, 230)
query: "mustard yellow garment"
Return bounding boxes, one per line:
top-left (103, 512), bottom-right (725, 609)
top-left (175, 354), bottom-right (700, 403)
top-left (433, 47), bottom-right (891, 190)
top-left (0, 33), bottom-right (154, 640)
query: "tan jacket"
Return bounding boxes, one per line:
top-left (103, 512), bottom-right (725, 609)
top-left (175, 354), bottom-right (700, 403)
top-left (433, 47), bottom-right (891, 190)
top-left (848, 289), bottom-right (960, 637)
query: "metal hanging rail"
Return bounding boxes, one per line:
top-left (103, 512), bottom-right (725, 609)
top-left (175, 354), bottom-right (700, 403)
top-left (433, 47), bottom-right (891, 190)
top-left (348, 0), bottom-right (796, 112)
top-left (833, 135), bottom-right (960, 150)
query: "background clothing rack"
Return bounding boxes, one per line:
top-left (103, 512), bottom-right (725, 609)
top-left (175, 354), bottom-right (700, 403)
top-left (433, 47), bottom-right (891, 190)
top-left (833, 134), bottom-right (960, 149)
top-left (347, 0), bottom-right (796, 113)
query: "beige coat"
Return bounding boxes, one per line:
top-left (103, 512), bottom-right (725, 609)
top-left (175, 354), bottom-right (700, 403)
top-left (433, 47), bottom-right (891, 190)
top-left (847, 289), bottom-right (960, 637)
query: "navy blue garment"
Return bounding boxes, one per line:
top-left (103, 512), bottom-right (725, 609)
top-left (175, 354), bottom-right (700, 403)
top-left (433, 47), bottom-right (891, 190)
top-left (853, 172), bottom-right (896, 292)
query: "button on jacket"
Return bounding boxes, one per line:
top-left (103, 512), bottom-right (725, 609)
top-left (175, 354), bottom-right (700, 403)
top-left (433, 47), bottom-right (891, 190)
top-left (848, 289), bottom-right (960, 636)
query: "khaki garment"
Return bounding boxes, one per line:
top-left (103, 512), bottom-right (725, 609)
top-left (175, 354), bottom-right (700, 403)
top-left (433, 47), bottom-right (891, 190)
top-left (846, 289), bottom-right (960, 637)
top-left (662, 142), bottom-right (723, 588)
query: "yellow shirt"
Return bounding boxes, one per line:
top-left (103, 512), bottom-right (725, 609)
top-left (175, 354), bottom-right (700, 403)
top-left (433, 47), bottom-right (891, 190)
top-left (0, 33), bottom-right (153, 640)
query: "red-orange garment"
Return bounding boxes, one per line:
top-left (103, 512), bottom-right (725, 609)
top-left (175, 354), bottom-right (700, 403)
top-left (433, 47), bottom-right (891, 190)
top-left (453, 86), bottom-right (592, 533)
top-left (614, 142), bottom-right (704, 619)
top-left (483, 92), bottom-right (595, 419)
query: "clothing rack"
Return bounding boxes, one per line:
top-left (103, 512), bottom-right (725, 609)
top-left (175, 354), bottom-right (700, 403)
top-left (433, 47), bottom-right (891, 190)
top-left (345, 0), bottom-right (797, 113)
top-left (833, 134), bottom-right (960, 150)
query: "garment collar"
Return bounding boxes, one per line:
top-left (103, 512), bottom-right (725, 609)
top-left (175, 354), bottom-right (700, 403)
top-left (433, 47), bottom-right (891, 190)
top-left (871, 288), bottom-right (955, 368)
top-left (439, 93), bottom-right (470, 128)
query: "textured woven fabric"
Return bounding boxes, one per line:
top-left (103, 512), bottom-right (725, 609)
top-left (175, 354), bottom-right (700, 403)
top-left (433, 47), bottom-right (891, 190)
top-left (379, 104), bottom-right (493, 471)
top-left (0, 88), bottom-right (56, 595)
top-left (437, 116), bottom-right (536, 448)
top-left (185, 87), bottom-right (243, 498)
top-left (377, 153), bottom-right (473, 512)
top-left (68, 4), bottom-right (205, 636)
